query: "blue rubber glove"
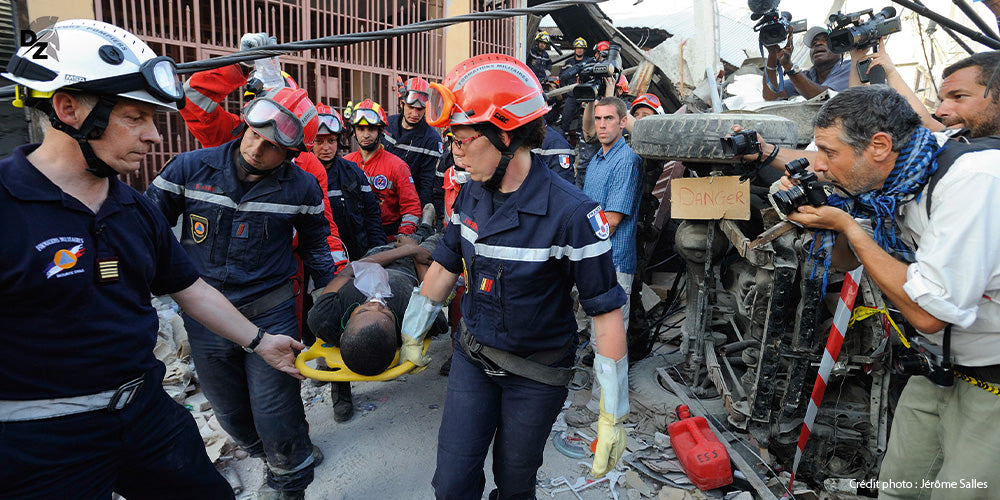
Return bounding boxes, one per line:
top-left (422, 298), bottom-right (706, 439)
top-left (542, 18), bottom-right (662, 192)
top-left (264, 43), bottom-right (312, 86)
top-left (400, 287), bottom-right (443, 373)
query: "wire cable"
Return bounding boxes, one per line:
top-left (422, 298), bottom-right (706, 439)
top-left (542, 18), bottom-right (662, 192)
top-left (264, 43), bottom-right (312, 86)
top-left (0, 0), bottom-right (603, 98)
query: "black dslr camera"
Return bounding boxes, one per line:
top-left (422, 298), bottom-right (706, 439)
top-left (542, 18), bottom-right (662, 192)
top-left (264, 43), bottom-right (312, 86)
top-left (721, 130), bottom-right (762, 157)
top-left (827, 7), bottom-right (901, 54)
top-left (572, 43), bottom-right (623, 102)
top-left (769, 158), bottom-right (828, 215)
top-left (894, 335), bottom-right (954, 387)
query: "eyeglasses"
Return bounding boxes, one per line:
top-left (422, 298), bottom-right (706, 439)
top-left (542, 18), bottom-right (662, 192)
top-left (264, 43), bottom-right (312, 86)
top-left (317, 113), bottom-right (343, 134)
top-left (243, 97), bottom-right (304, 148)
top-left (451, 133), bottom-right (483, 151)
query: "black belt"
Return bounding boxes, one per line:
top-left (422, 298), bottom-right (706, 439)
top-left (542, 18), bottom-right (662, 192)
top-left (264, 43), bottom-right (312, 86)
top-left (237, 280), bottom-right (297, 319)
top-left (955, 364), bottom-right (1000, 384)
top-left (459, 321), bottom-right (574, 387)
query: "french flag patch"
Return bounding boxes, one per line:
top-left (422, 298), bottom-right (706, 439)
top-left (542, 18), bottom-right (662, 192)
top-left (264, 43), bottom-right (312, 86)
top-left (587, 206), bottom-right (611, 240)
top-left (559, 154), bottom-right (571, 169)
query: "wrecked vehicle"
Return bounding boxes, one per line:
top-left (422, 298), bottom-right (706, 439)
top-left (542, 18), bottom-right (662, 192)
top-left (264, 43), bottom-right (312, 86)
top-left (622, 110), bottom-right (905, 497)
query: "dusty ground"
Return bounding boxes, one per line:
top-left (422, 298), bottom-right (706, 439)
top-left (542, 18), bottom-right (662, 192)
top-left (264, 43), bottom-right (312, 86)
top-left (226, 335), bottom-right (623, 500)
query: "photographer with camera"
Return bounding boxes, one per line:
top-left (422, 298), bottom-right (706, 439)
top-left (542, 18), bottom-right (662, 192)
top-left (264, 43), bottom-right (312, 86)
top-left (854, 43), bottom-right (1000, 138)
top-left (763, 26), bottom-right (852, 101)
top-left (777, 85), bottom-right (1000, 499)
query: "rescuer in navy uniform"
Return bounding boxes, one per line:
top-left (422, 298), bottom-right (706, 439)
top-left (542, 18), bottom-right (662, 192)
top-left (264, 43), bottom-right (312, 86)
top-left (0, 19), bottom-right (305, 499)
top-left (398, 53), bottom-right (631, 499)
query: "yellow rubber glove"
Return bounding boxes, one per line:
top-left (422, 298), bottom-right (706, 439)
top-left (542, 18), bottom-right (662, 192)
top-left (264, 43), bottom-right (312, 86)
top-left (399, 335), bottom-right (431, 374)
top-left (591, 399), bottom-right (627, 478)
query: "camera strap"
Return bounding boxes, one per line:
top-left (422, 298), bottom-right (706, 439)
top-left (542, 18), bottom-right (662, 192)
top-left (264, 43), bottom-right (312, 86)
top-left (759, 44), bottom-right (786, 94)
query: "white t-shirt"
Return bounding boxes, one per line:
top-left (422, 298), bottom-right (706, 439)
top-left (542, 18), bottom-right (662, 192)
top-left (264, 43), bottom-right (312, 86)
top-left (897, 142), bottom-right (1000, 365)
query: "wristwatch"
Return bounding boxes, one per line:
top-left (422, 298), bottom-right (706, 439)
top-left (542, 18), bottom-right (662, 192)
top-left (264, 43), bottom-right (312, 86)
top-left (786, 64), bottom-right (801, 76)
top-left (243, 327), bottom-right (266, 353)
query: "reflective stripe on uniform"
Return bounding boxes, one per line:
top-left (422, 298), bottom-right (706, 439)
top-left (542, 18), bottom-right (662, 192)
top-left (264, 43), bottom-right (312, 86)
top-left (402, 214), bottom-right (420, 224)
top-left (183, 84), bottom-right (218, 114)
top-left (361, 185), bottom-right (372, 192)
top-left (328, 189), bottom-right (343, 197)
top-left (384, 134), bottom-right (442, 157)
top-left (531, 148), bottom-right (575, 156)
top-left (456, 219), bottom-right (611, 262)
top-left (152, 177), bottom-right (324, 215)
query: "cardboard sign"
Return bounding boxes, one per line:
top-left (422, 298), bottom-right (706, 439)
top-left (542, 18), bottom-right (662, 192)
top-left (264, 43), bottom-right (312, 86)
top-left (671, 176), bottom-right (750, 220)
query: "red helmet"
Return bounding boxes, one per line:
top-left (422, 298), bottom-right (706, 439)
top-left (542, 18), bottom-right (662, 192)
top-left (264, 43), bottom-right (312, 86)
top-left (242, 86), bottom-right (318, 151)
top-left (398, 76), bottom-right (430, 108)
top-left (631, 93), bottom-right (664, 115)
top-left (315, 102), bottom-right (345, 135)
top-left (595, 41), bottom-right (611, 53)
top-left (351, 98), bottom-right (388, 127)
top-left (426, 53), bottom-right (550, 131)
top-left (616, 74), bottom-right (629, 96)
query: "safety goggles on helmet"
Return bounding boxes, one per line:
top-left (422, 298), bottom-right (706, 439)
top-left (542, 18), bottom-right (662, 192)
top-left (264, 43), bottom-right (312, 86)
top-left (573, 37), bottom-right (587, 48)
top-left (243, 96), bottom-right (305, 148)
top-left (12, 54), bottom-right (185, 107)
top-left (631, 94), bottom-right (664, 115)
top-left (402, 89), bottom-right (429, 108)
top-left (425, 82), bottom-right (463, 128)
top-left (317, 113), bottom-right (343, 135)
top-left (351, 108), bottom-right (384, 127)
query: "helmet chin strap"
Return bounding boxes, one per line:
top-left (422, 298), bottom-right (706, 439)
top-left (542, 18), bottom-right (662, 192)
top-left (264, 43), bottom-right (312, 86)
top-left (359, 129), bottom-right (383, 152)
top-left (233, 149), bottom-right (280, 177)
top-left (481, 128), bottom-right (524, 192)
top-left (49, 95), bottom-right (120, 178)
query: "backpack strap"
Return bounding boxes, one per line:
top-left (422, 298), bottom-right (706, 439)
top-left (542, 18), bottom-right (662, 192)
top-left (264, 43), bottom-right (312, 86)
top-left (926, 134), bottom-right (1000, 217)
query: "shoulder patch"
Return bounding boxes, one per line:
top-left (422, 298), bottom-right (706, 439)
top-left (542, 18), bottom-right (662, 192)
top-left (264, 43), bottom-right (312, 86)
top-left (587, 206), bottom-right (611, 240)
top-left (559, 154), bottom-right (571, 169)
top-left (372, 174), bottom-right (389, 190)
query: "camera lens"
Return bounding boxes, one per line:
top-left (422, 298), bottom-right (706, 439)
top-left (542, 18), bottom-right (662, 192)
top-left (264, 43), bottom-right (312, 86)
top-left (771, 186), bottom-right (807, 215)
top-left (720, 136), bottom-right (744, 156)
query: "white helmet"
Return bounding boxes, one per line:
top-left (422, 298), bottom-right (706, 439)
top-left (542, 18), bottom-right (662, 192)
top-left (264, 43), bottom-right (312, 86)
top-left (3, 19), bottom-right (184, 111)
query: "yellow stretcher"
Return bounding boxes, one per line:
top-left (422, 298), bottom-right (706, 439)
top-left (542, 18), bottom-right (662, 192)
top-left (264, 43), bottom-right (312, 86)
top-left (295, 337), bottom-right (432, 382)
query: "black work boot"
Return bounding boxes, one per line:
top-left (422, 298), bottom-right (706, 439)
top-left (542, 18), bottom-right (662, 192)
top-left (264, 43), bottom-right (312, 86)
top-left (331, 381), bottom-right (354, 422)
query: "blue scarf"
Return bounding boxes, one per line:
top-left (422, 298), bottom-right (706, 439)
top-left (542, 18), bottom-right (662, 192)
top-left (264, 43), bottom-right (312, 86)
top-left (808, 127), bottom-right (941, 284)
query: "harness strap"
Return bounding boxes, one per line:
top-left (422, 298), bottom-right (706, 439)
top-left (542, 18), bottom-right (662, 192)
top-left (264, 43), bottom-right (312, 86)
top-left (459, 321), bottom-right (573, 387)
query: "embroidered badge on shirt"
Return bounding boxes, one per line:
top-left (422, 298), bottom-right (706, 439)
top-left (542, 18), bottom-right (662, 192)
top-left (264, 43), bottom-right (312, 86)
top-left (587, 206), bottom-right (611, 240)
top-left (559, 154), bottom-right (571, 169)
top-left (190, 214), bottom-right (209, 244)
top-left (372, 174), bottom-right (389, 190)
top-left (233, 222), bottom-right (249, 239)
top-left (480, 277), bottom-right (494, 293)
top-left (38, 238), bottom-right (86, 279)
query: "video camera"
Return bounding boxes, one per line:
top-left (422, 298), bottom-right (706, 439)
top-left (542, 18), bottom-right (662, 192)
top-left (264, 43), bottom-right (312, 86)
top-left (769, 158), bottom-right (828, 216)
top-left (748, 0), bottom-right (804, 47)
top-left (572, 43), bottom-right (623, 102)
top-left (827, 7), bottom-right (901, 54)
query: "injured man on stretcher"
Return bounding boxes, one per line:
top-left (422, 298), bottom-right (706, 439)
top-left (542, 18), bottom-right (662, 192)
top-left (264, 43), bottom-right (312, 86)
top-left (307, 231), bottom-right (447, 421)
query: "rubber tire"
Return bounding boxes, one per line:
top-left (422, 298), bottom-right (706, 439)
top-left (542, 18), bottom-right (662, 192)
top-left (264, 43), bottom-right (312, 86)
top-left (631, 113), bottom-right (799, 163)
top-left (628, 355), bottom-right (684, 411)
